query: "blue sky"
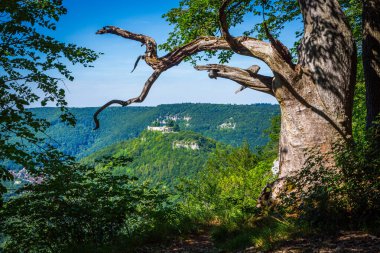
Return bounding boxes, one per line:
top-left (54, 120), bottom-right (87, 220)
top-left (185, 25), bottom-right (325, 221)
top-left (56, 0), bottom-right (299, 107)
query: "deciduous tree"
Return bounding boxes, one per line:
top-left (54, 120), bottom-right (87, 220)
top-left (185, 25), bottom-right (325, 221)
top-left (94, 0), bottom-right (357, 197)
top-left (0, 0), bottom-right (99, 202)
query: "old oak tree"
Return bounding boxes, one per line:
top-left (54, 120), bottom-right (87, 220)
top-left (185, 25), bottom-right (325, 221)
top-left (94, 0), bottom-right (359, 198)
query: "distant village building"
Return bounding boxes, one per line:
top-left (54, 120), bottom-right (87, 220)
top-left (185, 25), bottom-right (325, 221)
top-left (172, 141), bottom-right (200, 150)
top-left (166, 115), bottom-right (180, 121)
top-left (11, 168), bottom-right (44, 184)
top-left (218, 117), bottom-right (236, 130)
top-left (147, 126), bottom-right (174, 133)
top-left (218, 122), bottom-right (236, 130)
top-left (183, 116), bottom-right (192, 122)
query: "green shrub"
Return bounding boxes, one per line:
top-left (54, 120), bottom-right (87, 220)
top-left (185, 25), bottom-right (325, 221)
top-left (177, 141), bottom-right (275, 233)
top-left (0, 159), bottom-right (179, 252)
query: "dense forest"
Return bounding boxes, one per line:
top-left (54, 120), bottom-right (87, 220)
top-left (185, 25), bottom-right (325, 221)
top-left (31, 103), bottom-right (279, 159)
top-left (82, 130), bottom-right (221, 185)
top-left (1, 0), bottom-right (380, 252)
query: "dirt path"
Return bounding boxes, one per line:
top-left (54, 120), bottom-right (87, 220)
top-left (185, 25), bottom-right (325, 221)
top-left (134, 229), bottom-right (217, 253)
top-left (135, 231), bottom-right (380, 253)
top-left (266, 231), bottom-right (380, 253)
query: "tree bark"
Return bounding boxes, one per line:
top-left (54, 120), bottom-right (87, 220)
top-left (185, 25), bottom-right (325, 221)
top-left (363, 0), bottom-right (380, 133)
top-left (269, 0), bottom-right (356, 197)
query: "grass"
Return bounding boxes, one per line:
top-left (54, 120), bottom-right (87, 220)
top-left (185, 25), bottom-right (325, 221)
top-left (210, 216), bottom-right (303, 252)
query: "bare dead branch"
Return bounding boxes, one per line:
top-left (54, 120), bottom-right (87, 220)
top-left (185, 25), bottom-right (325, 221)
top-left (96, 26), bottom-right (282, 71)
top-left (93, 71), bottom-right (161, 129)
top-left (96, 26), bottom-right (160, 69)
top-left (131, 55), bottom-right (145, 73)
top-left (159, 37), bottom-right (232, 68)
top-left (94, 25), bottom-right (291, 129)
top-left (234, 86), bottom-right (247, 94)
top-left (195, 64), bottom-right (274, 96)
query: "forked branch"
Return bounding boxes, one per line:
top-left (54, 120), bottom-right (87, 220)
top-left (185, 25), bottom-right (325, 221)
top-left (93, 25), bottom-right (277, 129)
top-left (195, 64), bottom-right (274, 95)
top-left (94, 6), bottom-right (300, 129)
top-left (219, 0), bottom-right (250, 55)
top-left (96, 26), bottom-right (160, 69)
top-left (218, 0), bottom-right (295, 77)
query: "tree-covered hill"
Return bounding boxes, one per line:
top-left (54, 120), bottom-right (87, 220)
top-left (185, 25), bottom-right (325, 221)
top-left (31, 103), bottom-right (279, 159)
top-left (82, 130), bottom-right (222, 185)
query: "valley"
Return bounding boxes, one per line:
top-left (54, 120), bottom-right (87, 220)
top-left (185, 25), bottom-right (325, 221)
top-left (32, 103), bottom-right (279, 159)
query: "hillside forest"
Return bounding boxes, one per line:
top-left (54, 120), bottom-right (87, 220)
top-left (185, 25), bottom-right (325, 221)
top-left (1, 0), bottom-right (380, 252)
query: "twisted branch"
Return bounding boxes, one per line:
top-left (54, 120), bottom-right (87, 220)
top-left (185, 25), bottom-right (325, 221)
top-left (93, 71), bottom-right (161, 129)
top-left (93, 25), bottom-right (277, 129)
top-left (263, 23), bottom-right (294, 67)
top-left (218, 0), bottom-right (295, 78)
top-left (97, 26), bottom-right (159, 68)
top-left (93, 6), bottom-right (296, 129)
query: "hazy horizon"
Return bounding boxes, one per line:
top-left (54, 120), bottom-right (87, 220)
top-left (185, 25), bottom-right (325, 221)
top-left (29, 101), bottom-right (279, 109)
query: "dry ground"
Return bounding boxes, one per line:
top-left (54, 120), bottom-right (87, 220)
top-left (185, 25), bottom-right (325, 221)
top-left (136, 231), bottom-right (380, 253)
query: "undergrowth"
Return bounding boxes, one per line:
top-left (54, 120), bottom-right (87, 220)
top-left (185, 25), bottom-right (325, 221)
top-left (177, 122), bottom-right (380, 252)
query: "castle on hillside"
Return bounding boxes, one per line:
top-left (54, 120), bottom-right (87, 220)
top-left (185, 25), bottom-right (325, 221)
top-left (147, 126), bottom-right (174, 133)
top-left (147, 114), bottom-right (184, 133)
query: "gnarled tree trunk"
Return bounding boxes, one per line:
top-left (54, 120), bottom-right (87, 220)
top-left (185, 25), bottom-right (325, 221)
top-left (94, 0), bottom-right (356, 201)
top-left (272, 0), bottom-right (356, 196)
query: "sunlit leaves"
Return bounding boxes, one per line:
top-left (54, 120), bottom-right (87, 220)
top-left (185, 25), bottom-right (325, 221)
top-left (160, 0), bottom-right (254, 63)
top-left (179, 142), bottom-right (274, 224)
top-left (160, 0), bottom-right (362, 63)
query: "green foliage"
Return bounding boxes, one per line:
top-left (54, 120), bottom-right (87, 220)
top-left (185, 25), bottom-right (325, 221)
top-left (161, 0), bottom-right (254, 63)
top-left (0, 0), bottom-right (99, 202)
top-left (353, 81), bottom-right (367, 140)
top-left (259, 115), bottom-right (280, 160)
top-left (166, 119), bottom-right (175, 127)
top-left (0, 158), bottom-right (178, 252)
top-left (83, 130), bottom-right (220, 186)
top-left (161, 0), bottom-right (362, 61)
top-left (0, 120), bottom-right (280, 252)
top-left (281, 130), bottom-right (380, 233)
top-left (177, 141), bottom-right (275, 232)
top-left (340, 0), bottom-right (363, 52)
top-left (172, 116), bottom-right (282, 251)
top-left (353, 60), bottom-right (367, 140)
top-left (160, 0), bottom-right (300, 61)
top-left (76, 115), bottom-right (282, 252)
